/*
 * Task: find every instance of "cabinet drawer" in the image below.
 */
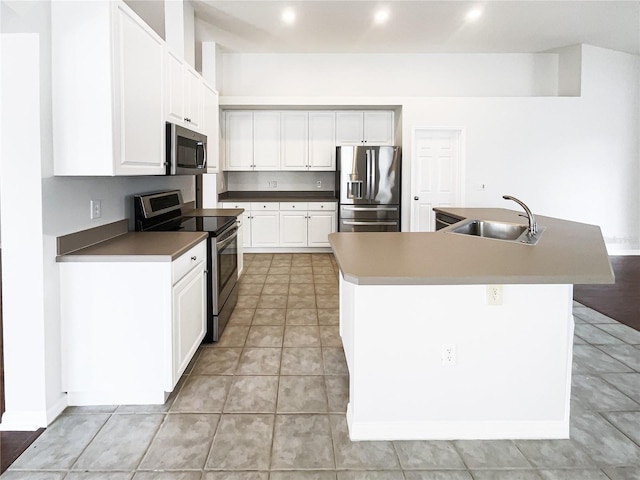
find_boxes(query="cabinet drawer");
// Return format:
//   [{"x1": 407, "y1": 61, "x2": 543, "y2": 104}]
[
  {"x1": 250, "y1": 202, "x2": 279, "y2": 211},
  {"x1": 221, "y1": 202, "x2": 249, "y2": 210},
  {"x1": 172, "y1": 240, "x2": 206, "y2": 284},
  {"x1": 279, "y1": 202, "x2": 308, "y2": 211},
  {"x1": 308, "y1": 201, "x2": 337, "y2": 211}
]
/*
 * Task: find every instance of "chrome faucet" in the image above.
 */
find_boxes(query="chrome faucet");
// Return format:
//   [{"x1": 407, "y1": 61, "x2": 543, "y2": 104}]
[{"x1": 503, "y1": 195, "x2": 537, "y2": 236}]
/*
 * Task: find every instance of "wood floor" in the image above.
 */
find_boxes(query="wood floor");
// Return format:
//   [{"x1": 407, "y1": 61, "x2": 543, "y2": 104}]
[{"x1": 574, "y1": 256, "x2": 640, "y2": 331}]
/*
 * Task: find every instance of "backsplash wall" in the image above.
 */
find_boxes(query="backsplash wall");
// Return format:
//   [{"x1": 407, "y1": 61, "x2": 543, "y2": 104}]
[{"x1": 223, "y1": 171, "x2": 335, "y2": 192}]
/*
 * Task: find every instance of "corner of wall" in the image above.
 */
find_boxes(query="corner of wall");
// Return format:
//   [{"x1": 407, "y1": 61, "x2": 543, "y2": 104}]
[{"x1": 547, "y1": 44, "x2": 583, "y2": 96}]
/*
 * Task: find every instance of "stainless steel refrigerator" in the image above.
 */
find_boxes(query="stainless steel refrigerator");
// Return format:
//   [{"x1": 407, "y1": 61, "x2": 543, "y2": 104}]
[{"x1": 337, "y1": 145, "x2": 401, "y2": 232}]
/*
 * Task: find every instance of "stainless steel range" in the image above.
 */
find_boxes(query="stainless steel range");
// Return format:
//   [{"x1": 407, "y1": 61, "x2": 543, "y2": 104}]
[{"x1": 134, "y1": 190, "x2": 238, "y2": 342}]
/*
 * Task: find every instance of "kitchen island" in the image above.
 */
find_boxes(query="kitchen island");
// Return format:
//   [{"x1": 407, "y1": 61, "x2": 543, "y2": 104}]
[{"x1": 329, "y1": 208, "x2": 614, "y2": 441}]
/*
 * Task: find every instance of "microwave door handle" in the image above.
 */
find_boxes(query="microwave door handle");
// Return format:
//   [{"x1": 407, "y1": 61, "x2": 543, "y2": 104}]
[{"x1": 197, "y1": 142, "x2": 207, "y2": 168}]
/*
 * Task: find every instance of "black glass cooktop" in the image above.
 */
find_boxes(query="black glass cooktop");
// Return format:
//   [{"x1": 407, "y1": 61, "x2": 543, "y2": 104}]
[{"x1": 149, "y1": 215, "x2": 236, "y2": 236}]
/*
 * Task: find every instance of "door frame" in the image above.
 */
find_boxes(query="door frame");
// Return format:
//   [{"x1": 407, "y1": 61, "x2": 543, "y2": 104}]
[{"x1": 410, "y1": 127, "x2": 466, "y2": 232}]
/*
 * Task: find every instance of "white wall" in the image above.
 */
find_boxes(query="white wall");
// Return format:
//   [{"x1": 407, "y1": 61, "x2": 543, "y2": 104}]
[
  {"x1": 1, "y1": 1, "x2": 195, "y2": 429},
  {"x1": 222, "y1": 52, "x2": 560, "y2": 97},
  {"x1": 219, "y1": 47, "x2": 640, "y2": 252}
]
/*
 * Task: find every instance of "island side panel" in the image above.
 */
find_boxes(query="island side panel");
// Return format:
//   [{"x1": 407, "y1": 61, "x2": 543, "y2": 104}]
[{"x1": 339, "y1": 277, "x2": 574, "y2": 440}]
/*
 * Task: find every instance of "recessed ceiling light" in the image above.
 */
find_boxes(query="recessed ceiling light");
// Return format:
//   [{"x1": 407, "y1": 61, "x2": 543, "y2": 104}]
[
  {"x1": 374, "y1": 8, "x2": 390, "y2": 25},
  {"x1": 465, "y1": 7, "x2": 483, "y2": 22},
  {"x1": 282, "y1": 7, "x2": 296, "y2": 25}
]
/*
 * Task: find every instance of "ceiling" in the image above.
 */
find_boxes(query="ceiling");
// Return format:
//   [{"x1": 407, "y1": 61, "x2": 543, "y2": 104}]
[{"x1": 192, "y1": 0, "x2": 640, "y2": 55}]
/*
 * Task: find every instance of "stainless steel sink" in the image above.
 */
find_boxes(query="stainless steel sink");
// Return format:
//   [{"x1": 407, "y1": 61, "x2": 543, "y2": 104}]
[{"x1": 445, "y1": 219, "x2": 545, "y2": 245}]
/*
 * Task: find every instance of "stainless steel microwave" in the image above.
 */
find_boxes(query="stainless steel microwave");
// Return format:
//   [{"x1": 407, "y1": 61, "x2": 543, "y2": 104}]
[{"x1": 166, "y1": 123, "x2": 207, "y2": 175}]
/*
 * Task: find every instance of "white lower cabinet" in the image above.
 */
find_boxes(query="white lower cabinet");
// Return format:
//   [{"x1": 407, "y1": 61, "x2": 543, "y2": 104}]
[
  {"x1": 222, "y1": 201, "x2": 336, "y2": 250},
  {"x1": 308, "y1": 209, "x2": 336, "y2": 247},
  {"x1": 251, "y1": 206, "x2": 280, "y2": 248},
  {"x1": 60, "y1": 240, "x2": 206, "y2": 405},
  {"x1": 172, "y1": 261, "x2": 206, "y2": 383}
]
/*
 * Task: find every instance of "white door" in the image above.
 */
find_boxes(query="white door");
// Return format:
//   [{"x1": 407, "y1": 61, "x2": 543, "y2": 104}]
[{"x1": 411, "y1": 129, "x2": 463, "y2": 232}]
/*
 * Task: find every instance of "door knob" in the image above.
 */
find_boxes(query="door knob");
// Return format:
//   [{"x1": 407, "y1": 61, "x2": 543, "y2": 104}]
[{"x1": 414, "y1": 196, "x2": 419, "y2": 200}]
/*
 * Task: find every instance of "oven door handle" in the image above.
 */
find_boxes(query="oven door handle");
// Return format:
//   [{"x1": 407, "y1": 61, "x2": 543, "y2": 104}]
[{"x1": 216, "y1": 229, "x2": 238, "y2": 249}]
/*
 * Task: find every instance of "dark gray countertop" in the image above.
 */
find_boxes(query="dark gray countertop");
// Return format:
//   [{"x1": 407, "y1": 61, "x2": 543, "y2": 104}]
[{"x1": 219, "y1": 191, "x2": 338, "y2": 202}]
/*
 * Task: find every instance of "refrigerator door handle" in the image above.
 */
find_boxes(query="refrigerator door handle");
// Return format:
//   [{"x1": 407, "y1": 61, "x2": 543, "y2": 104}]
[
  {"x1": 342, "y1": 206, "x2": 398, "y2": 212},
  {"x1": 365, "y1": 149, "x2": 370, "y2": 200},
  {"x1": 342, "y1": 221, "x2": 398, "y2": 226},
  {"x1": 370, "y1": 149, "x2": 376, "y2": 201}
]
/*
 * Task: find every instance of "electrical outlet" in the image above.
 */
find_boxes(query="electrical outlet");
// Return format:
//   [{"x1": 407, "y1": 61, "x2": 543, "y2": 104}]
[
  {"x1": 487, "y1": 285, "x2": 503, "y2": 305},
  {"x1": 90, "y1": 200, "x2": 102, "y2": 219},
  {"x1": 441, "y1": 344, "x2": 456, "y2": 366},
  {"x1": 268, "y1": 180, "x2": 277, "y2": 188},
  {"x1": 316, "y1": 180, "x2": 322, "y2": 189}
]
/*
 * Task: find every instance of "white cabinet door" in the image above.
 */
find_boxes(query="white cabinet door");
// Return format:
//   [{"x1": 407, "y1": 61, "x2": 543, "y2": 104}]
[
  {"x1": 237, "y1": 221, "x2": 245, "y2": 276},
  {"x1": 251, "y1": 211, "x2": 279, "y2": 247},
  {"x1": 336, "y1": 111, "x2": 364, "y2": 146},
  {"x1": 309, "y1": 112, "x2": 336, "y2": 170},
  {"x1": 165, "y1": 49, "x2": 185, "y2": 125},
  {"x1": 281, "y1": 112, "x2": 309, "y2": 170},
  {"x1": 184, "y1": 66, "x2": 203, "y2": 129},
  {"x1": 202, "y1": 83, "x2": 219, "y2": 173},
  {"x1": 225, "y1": 111, "x2": 253, "y2": 170},
  {"x1": 172, "y1": 261, "x2": 206, "y2": 385},
  {"x1": 114, "y1": 2, "x2": 165, "y2": 175},
  {"x1": 279, "y1": 211, "x2": 308, "y2": 247},
  {"x1": 364, "y1": 111, "x2": 394, "y2": 145},
  {"x1": 52, "y1": 1, "x2": 166, "y2": 175},
  {"x1": 242, "y1": 212, "x2": 252, "y2": 249},
  {"x1": 336, "y1": 110, "x2": 394, "y2": 146},
  {"x1": 308, "y1": 211, "x2": 336, "y2": 247},
  {"x1": 253, "y1": 111, "x2": 281, "y2": 170}
]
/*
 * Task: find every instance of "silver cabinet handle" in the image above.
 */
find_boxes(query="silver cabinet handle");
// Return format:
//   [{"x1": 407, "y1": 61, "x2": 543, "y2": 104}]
[
  {"x1": 191, "y1": 256, "x2": 197, "y2": 261},
  {"x1": 414, "y1": 196, "x2": 419, "y2": 200}
]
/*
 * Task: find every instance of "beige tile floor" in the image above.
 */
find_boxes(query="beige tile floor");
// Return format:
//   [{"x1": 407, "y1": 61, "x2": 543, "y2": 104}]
[{"x1": 3, "y1": 253, "x2": 640, "y2": 480}]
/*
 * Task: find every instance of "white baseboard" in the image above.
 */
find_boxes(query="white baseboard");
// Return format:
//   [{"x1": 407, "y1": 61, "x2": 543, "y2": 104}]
[{"x1": 0, "y1": 394, "x2": 68, "y2": 431}]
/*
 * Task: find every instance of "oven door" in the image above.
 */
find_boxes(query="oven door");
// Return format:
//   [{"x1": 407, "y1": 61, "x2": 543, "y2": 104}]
[{"x1": 213, "y1": 223, "x2": 239, "y2": 312}]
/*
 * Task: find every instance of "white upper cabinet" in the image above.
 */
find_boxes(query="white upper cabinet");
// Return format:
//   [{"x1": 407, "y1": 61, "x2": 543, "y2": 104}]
[
  {"x1": 281, "y1": 112, "x2": 309, "y2": 170},
  {"x1": 223, "y1": 110, "x2": 338, "y2": 171},
  {"x1": 184, "y1": 66, "x2": 203, "y2": 130},
  {"x1": 165, "y1": 50, "x2": 203, "y2": 131},
  {"x1": 253, "y1": 112, "x2": 281, "y2": 170},
  {"x1": 166, "y1": 49, "x2": 186, "y2": 126},
  {"x1": 363, "y1": 111, "x2": 394, "y2": 145},
  {"x1": 308, "y1": 112, "x2": 336, "y2": 170},
  {"x1": 226, "y1": 111, "x2": 280, "y2": 171},
  {"x1": 336, "y1": 110, "x2": 394, "y2": 146},
  {"x1": 202, "y1": 83, "x2": 219, "y2": 173},
  {"x1": 52, "y1": 1, "x2": 165, "y2": 175},
  {"x1": 225, "y1": 111, "x2": 254, "y2": 170}
]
